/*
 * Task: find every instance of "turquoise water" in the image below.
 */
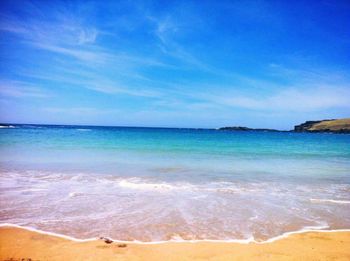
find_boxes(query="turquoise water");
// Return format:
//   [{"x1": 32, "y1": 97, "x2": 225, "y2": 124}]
[{"x1": 0, "y1": 124, "x2": 349, "y2": 241}]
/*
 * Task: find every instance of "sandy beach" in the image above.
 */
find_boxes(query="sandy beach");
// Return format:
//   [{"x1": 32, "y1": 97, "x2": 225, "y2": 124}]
[
  {"x1": 1, "y1": 0, "x2": 350, "y2": 259},
  {"x1": 0, "y1": 226, "x2": 349, "y2": 261}
]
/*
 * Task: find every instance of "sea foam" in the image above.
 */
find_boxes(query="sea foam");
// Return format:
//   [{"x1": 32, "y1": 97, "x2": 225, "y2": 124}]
[{"x1": 310, "y1": 198, "x2": 350, "y2": 204}]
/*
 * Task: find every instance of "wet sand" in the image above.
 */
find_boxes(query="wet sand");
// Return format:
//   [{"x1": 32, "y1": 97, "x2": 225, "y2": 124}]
[{"x1": 0, "y1": 227, "x2": 350, "y2": 261}]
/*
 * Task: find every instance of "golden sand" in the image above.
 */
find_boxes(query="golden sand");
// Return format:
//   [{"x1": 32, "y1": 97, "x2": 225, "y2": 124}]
[{"x1": 0, "y1": 227, "x2": 349, "y2": 260}]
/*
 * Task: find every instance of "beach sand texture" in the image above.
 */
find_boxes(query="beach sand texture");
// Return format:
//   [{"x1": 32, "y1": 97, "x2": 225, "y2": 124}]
[{"x1": 0, "y1": 227, "x2": 349, "y2": 261}]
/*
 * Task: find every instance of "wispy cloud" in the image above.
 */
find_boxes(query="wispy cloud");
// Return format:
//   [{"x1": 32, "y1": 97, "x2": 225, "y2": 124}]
[
  {"x1": 0, "y1": 7, "x2": 170, "y2": 67},
  {"x1": 148, "y1": 15, "x2": 210, "y2": 71},
  {"x1": 0, "y1": 11, "x2": 106, "y2": 62},
  {"x1": 30, "y1": 42, "x2": 110, "y2": 62},
  {"x1": 85, "y1": 81, "x2": 162, "y2": 97},
  {"x1": 0, "y1": 80, "x2": 50, "y2": 98},
  {"x1": 1, "y1": 1, "x2": 349, "y2": 127},
  {"x1": 213, "y1": 86, "x2": 350, "y2": 112},
  {"x1": 0, "y1": 12, "x2": 99, "y2": 45},
  {"x1": 18, "y1": 65, "x2": 163, "y2": 98},
  {"x1": 44, "y1": 107, "x2": 119, "y2": 116},
  {"x1": 158, "y1": 65, "x2": 350, "y2": 113},
  {"x1": 78, "y1": 28, "x2": 98, "y2": 44},
  {"x1": 0, "y1": 6, "x2": 173, "y2": 98}
]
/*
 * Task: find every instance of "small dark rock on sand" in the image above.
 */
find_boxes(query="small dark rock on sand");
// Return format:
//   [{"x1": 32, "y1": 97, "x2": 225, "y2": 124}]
[
  {"x1": 99, "y1": 237, "x2": 127, "y2": 247},
  {"x1": 99, "y1": 237, "x2": 113, "y2": 244}
]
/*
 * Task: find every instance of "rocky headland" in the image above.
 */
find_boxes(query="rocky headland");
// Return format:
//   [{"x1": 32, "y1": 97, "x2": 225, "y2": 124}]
[
  {"x1": 293, "y1": 118, "x2": 350, "y2": 133},
  {"x1": 219, "y1": 118, "x2": 350, "y2": 134}
]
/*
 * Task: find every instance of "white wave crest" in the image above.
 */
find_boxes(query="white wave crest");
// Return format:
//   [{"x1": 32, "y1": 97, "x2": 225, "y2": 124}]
[
  {"x1": 76, "y1": 128, "x2": 91, "y2": 131},
  {"x1": 310, "y1": 198, "x2": 350, "y2": 204},
  {"x1": 118, "y1": 179, "x2": 176, "y2": 190},
  {"x1": 0, "y1": 125, "x2": 15, "y2": 128},
  {"x1": 1, "y1": 223, "x2": 349, "y2": 244},
  {"x1": 69, "y1": 192, "x2": 84, "y2": 198}
]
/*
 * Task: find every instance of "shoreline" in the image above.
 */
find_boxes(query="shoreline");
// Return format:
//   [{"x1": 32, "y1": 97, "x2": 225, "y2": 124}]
[
  {"x1": 1, "y1": 226, "x2": 350, "y2": 260},
  {"x1": 1, "y1": 223, "x2": 350, "y2": 244}
]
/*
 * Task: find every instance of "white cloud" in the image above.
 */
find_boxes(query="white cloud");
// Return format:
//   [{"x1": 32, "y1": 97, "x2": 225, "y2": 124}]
[
  {"x1": 148, "y1": 15, "x2": 210, "y2": 71},
  {"x1": 0, "y1": 80, "x2": 50, "y2": 98},
  {"x1": 78, "y1": 28, "x2": 98, "y2": 44},
  {"x1": 0, "y1": 14, "x2": 105, "y2": 62},
  {"x1": 213, "y1": 86, "x2": 350, "y2": 112},
  {"x1": 30, "y1": 42, "x2": 109, "y2": 62},
  {"x1": 44, "y1": 107, "x2": 119, "y2": 115},
  {"x1": 85, "y1": 82, "x2": 161, "y2": 97}
]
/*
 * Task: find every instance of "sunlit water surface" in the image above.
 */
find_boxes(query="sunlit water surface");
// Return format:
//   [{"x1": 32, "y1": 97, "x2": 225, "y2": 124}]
[{"x1": 1, "y1": 125, "x2": 349, "y2": 241}]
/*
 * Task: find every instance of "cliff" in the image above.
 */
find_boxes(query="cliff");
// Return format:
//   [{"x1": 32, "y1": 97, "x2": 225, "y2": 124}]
[
  {"x1": 219, "y1": 118, "x2": 350, "y2": 134},
  {"x1": 294, "y1": 118, "x2": 350, "y2": 133}
]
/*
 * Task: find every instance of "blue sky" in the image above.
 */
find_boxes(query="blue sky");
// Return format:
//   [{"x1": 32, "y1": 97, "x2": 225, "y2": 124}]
[{"x1": 0, "y1": 0, "x2": 349, "y2": 129}]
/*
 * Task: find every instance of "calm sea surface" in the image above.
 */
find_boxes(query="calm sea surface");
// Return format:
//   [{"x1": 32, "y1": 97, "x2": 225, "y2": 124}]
[{"x1": 0, "y1": 124, "x2": 349, "y2": 241}]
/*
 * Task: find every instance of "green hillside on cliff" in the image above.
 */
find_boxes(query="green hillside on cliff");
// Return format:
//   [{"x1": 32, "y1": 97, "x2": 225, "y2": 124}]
[{"x1": 294, "y1": 118, "x2": 350, "y2": 133}]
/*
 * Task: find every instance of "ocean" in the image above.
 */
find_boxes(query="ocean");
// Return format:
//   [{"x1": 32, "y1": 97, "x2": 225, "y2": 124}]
[{"x1": 0, "y1": 124, "x2": 349, "y2": 242}]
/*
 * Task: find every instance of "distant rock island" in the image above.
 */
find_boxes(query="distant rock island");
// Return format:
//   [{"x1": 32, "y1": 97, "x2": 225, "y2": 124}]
[
  {"x1": 218, "y1": 126, "x2": 281, "y2": 132},
  {"x1": 219, "y1": 118, "x2": 350, "y2": 134}
]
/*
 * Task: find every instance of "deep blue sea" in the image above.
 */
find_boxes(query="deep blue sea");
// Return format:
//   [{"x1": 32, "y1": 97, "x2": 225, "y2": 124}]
[{"x1": 0, "y1": 124, "x2": 349, "y2": 241}]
